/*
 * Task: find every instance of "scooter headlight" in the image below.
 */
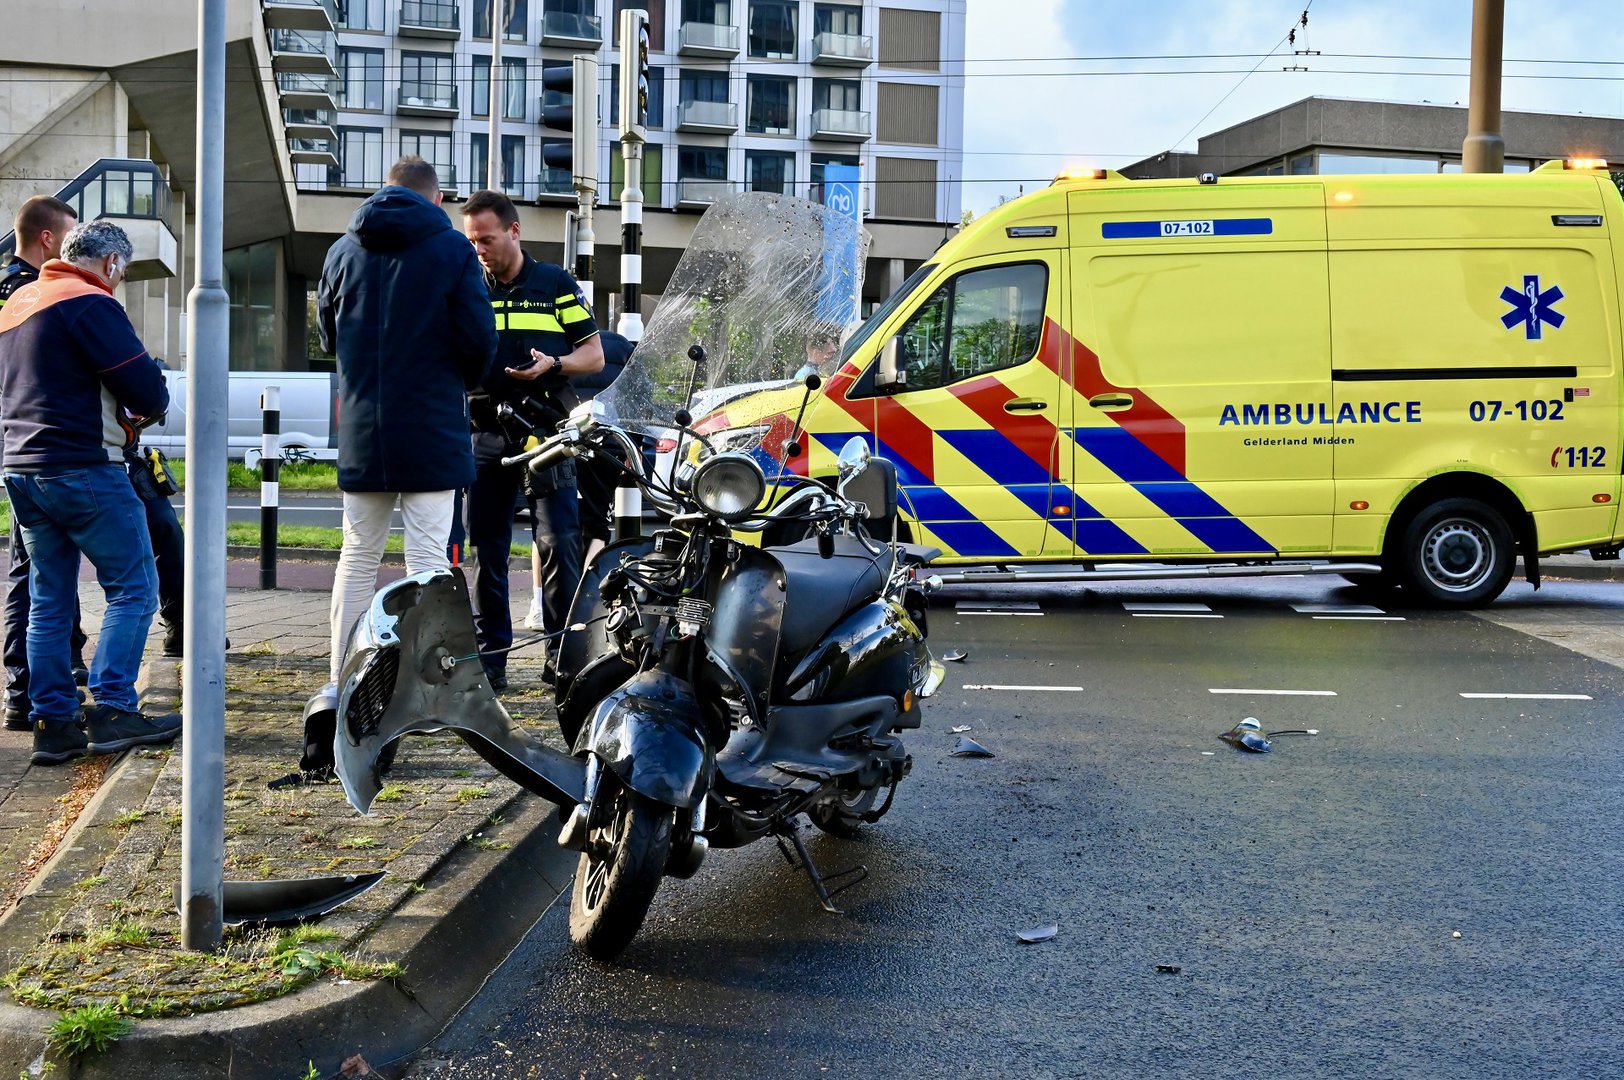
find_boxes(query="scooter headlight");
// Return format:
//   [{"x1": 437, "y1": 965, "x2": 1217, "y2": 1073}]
[{"x1": 690, "y1": 452, "x2": 767, "y2": 521}]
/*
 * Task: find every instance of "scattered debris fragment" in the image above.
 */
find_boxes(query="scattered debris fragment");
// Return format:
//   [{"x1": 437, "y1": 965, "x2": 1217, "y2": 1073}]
[
  {"x1": 1155, "y1": 964, "x2": 1181, "y2": 975},
  {"x1": 949, "y1": 724, "x2": 973, "y2": 734},
  {"x1": 1266, "y1": 728, "x2": 1320, "y2": 737},
  {"x1": 340, "y1": 1055, "x2": 374, "y2": 1077},
  {"x1": 1218, "y1": 717, "x2": 1273, "y2": 753},
  {"x1": 1016, "y1": 922, "x2": 1058, "y2": 944},
  {"x1": 943, "y1": 649, "x2": 968, "y2": 662},
  {"x1": 1452, "y1": 930, "x2": 1463, "y2": 939},
  {"x1": 951, "y1": 735, "x2": 995, "y2": 758}
]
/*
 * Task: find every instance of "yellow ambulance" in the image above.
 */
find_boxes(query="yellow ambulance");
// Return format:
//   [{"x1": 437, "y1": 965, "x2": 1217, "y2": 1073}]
[{"x1": 725, "y1": 161, "x2": 1624, "y2": 607}]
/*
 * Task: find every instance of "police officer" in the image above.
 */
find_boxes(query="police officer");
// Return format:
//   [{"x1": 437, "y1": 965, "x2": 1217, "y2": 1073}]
[{"x1": 460, "y1": 190, "x2": 603, "y2": 689}]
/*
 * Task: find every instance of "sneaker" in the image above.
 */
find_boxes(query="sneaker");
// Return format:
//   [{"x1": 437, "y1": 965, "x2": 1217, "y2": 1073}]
[
  {"x1": 523, "y1": 602, "x2": 545, "y2": 632},
  {"x1": 84, "y1": 704, "x2": 183, "y2": 755},
  {"x1": 162, "y1": 622, "x2": 182, "y2": 658},
  {"x1": 72, "y1": 665, "x2": 89, "y2": 687},
  {"x1": 31, "y1": 719, "x2": 88, "y2": 766},
  {"x1": 5, "y1": 704, "x2": 30, "y2": 732}
]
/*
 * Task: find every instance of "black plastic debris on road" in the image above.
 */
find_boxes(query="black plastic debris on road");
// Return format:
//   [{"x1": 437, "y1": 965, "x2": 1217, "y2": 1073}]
[
  {"x1": 1016, "y1": 922, "x2": 1058, "y2": 944},
  {"x1": 1155, "y1": 964, "x2": 1181, "y2": 975},
  {"x1": 1218, "y1": 717, "x2": 1273, "y2": 753},
  {"x1": 951, "y1": 735, "x2": 995, "y2": 757},
  {"x1": 943, "y1": 649, "x2": 968, "y2": 662}
]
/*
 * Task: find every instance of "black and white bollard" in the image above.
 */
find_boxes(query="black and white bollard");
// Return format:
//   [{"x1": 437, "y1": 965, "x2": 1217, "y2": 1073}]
[
  {"x1": 259, "y1": 385, "x2": 279, "y2": 590},
  {"x1": 614, "y1": 469, "x2": 642, "y2": 541}
]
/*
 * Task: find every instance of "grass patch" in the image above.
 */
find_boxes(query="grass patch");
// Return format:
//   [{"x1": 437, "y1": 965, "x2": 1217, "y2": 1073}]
[
  {"x1": 47, "y1": 1002, "x2": 133, "y2": 1057},
  {"x1": 337, "y1": 835, "x2": 379, "y2": 850},
  {"x1": 218, "y1": 521, "x2": 531, "y2": 558},
  {"x1": 469, "y1": 837, "x2": 510, "y2": 852},
  {"x1": 171, "y1": 459, "x2": 339, "y2": 491},
  {"x1": 109, "y1": 809, "x2": 147, "y2": 830},
  {"x1": 373, "y1": 784, "x2": 408, "y2": 804},
  {"x1": 453, "y1": 787, "x2": 491, "y2": 804}
]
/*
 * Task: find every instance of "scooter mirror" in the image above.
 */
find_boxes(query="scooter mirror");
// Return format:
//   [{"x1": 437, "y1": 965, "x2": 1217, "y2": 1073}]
[{"x1": 836, "y1": 437, "x2": 870, "y2": 494}]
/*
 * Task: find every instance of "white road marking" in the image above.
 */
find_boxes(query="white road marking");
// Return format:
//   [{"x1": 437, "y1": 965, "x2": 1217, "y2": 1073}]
[
  {"x1": 1293, "y1": 603, "x2": 1386, "y2": 614},
  {"x1": 1312, "y1": 615, "x2": 1406, "y2": 621},
  {"x1": 1132, "y1": 613, "x2": 1224, "y2": 619},
  {"x1": 1459, "y1": 692, "x2": 1593, "y2": 701},
  {"x1": 962, "y1": 684, "x2": 1084, "y2": 692},
  {"x1": 955, "y1": 611, "x2": 1046, "y2": 617},
  {"x1": 1208, "y1": 688, "x2": 1337, "y2": 697},
  {"x1": 1123, "y1": 602, "x2": 1212, "y2": 612}
]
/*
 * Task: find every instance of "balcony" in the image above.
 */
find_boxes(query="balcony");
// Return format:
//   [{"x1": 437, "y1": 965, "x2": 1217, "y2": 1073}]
[
  {"x1": 538, "y1": 166, "x2": 576, "y2": 201},
  {"x1": 678, "y1": 21, "x2": 739, "y2": 58},
  {"x1": 399, "y1": 0, "x2": 460, "y2": 38},
  {"x1": 540, "y1": 10, "x2": 602, "y2": 47},
  {"x1": 289, "y1": 137, "x2": 339, "y2": 168},
  {"x1": 276, "y1": 71, "x2": 338, "y2": 111},
  {"x1": 269, "y1": 28, "x2": 338, "y2": 77},
  {"x1": 283, "y1": 107, "x2": 337, "y2": 141},
  {"x1": 810, "y1": 107, "x2": 871, "y2": 141},
  {"x1": 397, "y1": 83, "x2": 459, "y2": 117},
  {"x1": 262, "y1": 0, "x2": 337, "y2": 33},
  {"x1": 676, "y1": 178, "x2": 733, "y2": 208},
  {"x1": 811, "y1": 31, "x2": 873, "y2": 67},
  {"x1": 0, "y1": 160, "x2": 179, "y2": 280},
  {"x1": 676, "y1": 99, "x2": 738, "y2": 134}
]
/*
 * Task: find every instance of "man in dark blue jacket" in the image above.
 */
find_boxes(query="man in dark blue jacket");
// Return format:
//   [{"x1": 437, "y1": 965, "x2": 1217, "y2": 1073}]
[
  {"x1": 0, "y1": 220, "x2": 183, "y2": 765},
  {"x1": 317, "y1": 157, "x2": 497, "y2": 686}
]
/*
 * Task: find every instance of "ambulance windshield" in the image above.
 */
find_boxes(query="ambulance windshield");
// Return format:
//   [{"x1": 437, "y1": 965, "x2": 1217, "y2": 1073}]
[{"x1": 599, "y1": 191, "x2": 869, "y2": 456}]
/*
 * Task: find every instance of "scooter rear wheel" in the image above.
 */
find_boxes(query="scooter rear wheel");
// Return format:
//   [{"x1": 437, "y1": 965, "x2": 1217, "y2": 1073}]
[{"x1": 569, "y1": 777, "x2": 673, "y2": 961}]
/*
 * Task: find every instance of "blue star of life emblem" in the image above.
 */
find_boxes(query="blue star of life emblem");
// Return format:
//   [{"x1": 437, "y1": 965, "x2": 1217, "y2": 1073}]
[{"x1": 1499, "y1": 274, "x2": 1565, "y2": 340}]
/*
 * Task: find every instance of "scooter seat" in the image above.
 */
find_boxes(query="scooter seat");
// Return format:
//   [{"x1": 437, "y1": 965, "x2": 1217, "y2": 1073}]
[{"x1": 772, "y1": 537, "x2": 893, "y2": 656}]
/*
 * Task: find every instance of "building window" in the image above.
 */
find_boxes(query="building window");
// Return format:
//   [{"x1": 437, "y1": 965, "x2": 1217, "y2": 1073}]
[
  {"x1": 400, "y1": 131, "x2": 453, "y2": 187},
  {"x1": 401, "y1": 53, "x2": 455, "y2": 108},
  {"x1": 748, "y1": 0, "x2": 797, "y2": 59},
  {"x1": 338, "y1": 0, "x2": 385, "y2": 30},
  {"x1": 614, "y1": 0, "x2": 666, "y2": 50},
  {"x1": 682, "y1": 0, "x2": 730, "y2": 23},
  {"x1": 812, "y1": 77, "x2": 859, "y2": 113},
  {"x1": 610, "y1": 141, "x2": 665, "y2": 203},
  {"x1": 470, "y1": 133, "x2": 526, "y2": 194},
  {"x1": 1319, "y1": 152, "x2": 1446, "y2": 175},
  {"x1": 746, "y1": 73, "x2": 794, "y2": 134},
  {"x1": 474, "y1": 0, "x2": 528, "y2": 39},
  {"x1": 746, "y1": 150, "x2": 792, "y2": 194},
  {"x1": 679, "y1": 69, "x2": 728, "y2": 103},
  {"x1": 337, "y1": 48, "x2": 383, "y2": 110},
  {"x1": 331, "y1": 127, "x2": 384, "y2": 188},
  {"x1": 610, "y1": 64, "x2": 666, "y2": 128},
  {"x1": 810, "y1": 151, "x2": 857, "y2": 202},
  {"x1": 678, "y1": 145, "x2": 727, "y2": 179},
  {"x1": 472, "y1": 56, "x2": 528, "y2": 119},
  {"x1": 813, "y1": 3, "x2": 859, "y2": 35}
]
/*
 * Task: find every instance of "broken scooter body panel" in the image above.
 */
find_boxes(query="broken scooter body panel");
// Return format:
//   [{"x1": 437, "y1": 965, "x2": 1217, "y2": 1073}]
[{"x1": 331, "y1": 569, "x2": 585, "y2": 814}]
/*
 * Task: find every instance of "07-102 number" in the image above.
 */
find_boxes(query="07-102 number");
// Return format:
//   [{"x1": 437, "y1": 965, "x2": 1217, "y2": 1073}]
[{"x1": 1468, "y1": 399, "x2": 1565, "y2": 422}]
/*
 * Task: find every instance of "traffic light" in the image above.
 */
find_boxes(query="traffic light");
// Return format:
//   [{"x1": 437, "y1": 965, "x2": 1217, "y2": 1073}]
[
  {"x1": 540, "y1": 54, "x2": 599, "y2": 193},
  {"x1": 618, "y1": 8, "x2": 650, "y2": 140}
]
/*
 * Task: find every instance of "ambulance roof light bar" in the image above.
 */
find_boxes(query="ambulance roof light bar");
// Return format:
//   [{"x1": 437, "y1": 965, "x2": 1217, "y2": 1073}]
[
  {"x1": 1534, "y1": 157, "x2": 1610, "y2": 173},
  {"x1": 1053, "y1": 167, "x2": 1127, "y2": 184}
]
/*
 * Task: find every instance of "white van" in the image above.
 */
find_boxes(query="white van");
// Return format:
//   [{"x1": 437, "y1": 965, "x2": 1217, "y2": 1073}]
[{"x1": 143, "y1": 369, "x2": 337, "y2": 465}]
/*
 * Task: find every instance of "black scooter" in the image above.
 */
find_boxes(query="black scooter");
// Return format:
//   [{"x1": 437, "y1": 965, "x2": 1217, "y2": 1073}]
[{"x1": 326, "y1": 400, "x2": 944, "y2": 960}]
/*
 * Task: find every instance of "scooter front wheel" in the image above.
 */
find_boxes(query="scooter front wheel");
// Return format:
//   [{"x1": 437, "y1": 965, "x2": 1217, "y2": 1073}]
[{"x1": 569, "y1": 776, "x2": 673, "y2": 961}]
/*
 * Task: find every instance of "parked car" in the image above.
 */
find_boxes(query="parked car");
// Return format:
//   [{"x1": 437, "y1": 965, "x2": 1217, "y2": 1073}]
[{"x1": 143, "y1": 369, "x2": 337, "y2": 465}]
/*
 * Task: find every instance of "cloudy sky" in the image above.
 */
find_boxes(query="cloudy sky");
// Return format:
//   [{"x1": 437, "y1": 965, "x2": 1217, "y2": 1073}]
[{"x1": 960, "y1": 0, "x2": 1624, "y2": 213}]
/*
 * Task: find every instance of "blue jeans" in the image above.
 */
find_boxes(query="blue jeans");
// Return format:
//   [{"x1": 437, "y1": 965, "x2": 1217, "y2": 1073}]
[{"x1": 3, "y1": 466, "x2": 156, "y2": 718}]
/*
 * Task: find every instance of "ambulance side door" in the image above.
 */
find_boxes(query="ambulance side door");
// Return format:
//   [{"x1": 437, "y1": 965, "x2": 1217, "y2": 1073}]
[
  {"x1": 861, "y1": 252, "x2": 1070, "y2": 560},
  {"x1": 1066, "y1": 185, "x2": 1335, "y2": 558}
]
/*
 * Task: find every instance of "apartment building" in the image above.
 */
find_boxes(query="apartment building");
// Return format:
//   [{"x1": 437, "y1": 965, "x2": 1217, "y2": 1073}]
[{"x1": 292, "y1": 0, "x2": 965, "y2": 224}]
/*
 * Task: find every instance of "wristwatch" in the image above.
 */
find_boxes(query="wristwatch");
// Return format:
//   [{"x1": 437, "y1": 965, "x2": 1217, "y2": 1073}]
[{"x1": 549, "y1": 354, "x2": 563, "y2": 374}]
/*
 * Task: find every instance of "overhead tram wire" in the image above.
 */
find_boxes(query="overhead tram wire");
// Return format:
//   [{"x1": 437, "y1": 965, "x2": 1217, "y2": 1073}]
[{"x1": 1167, "y1": 1, "x2": 1317, "y2": 154}]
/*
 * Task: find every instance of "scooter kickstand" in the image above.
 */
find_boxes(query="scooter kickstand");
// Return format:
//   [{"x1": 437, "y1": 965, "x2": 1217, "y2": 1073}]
[{"x1": 775, "y1": 819, "x2": 868, "y2": 915}]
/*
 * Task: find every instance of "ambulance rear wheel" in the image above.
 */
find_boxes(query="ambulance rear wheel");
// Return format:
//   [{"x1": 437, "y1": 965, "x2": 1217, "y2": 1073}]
[{"x1": 1397, "y1": 498, "x2": 1514, "y2": 608}]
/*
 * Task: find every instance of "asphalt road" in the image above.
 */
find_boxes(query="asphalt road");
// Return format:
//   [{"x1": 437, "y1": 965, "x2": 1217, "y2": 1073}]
[{"x1": 403, "y1": 575, "x2": 1624, "y2": 1080}]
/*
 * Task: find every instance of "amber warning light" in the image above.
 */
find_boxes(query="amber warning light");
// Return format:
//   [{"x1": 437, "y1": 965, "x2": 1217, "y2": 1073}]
[{"x1": 1567, "y1": 157, "x2": 1609, "y2": 171}]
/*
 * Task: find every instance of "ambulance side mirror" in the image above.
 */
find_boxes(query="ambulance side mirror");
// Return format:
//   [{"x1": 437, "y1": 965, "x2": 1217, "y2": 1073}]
[{"x1": 875, "y1": 336, "x2": 907, "y2": 394}]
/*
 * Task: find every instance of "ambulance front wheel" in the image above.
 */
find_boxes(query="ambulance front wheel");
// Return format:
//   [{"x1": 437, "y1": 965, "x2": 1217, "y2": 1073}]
[{"x1": 1397, "y1": 497, "x2": 1515, "y2": 608}]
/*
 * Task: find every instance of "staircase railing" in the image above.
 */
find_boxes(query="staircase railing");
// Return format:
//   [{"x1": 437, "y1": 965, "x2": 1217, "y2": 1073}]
[{"x1": 0, "y1": 158, "x2": 173, "y2": 262}]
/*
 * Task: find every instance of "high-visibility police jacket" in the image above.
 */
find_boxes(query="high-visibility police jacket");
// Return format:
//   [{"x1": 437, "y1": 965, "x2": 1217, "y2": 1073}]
[
  {"x1": 0, "y1": 256, "x2": 39, "y2": 309},
  {"x1": 469, "y1": 253, "x2": 599, "y2": 459}
]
